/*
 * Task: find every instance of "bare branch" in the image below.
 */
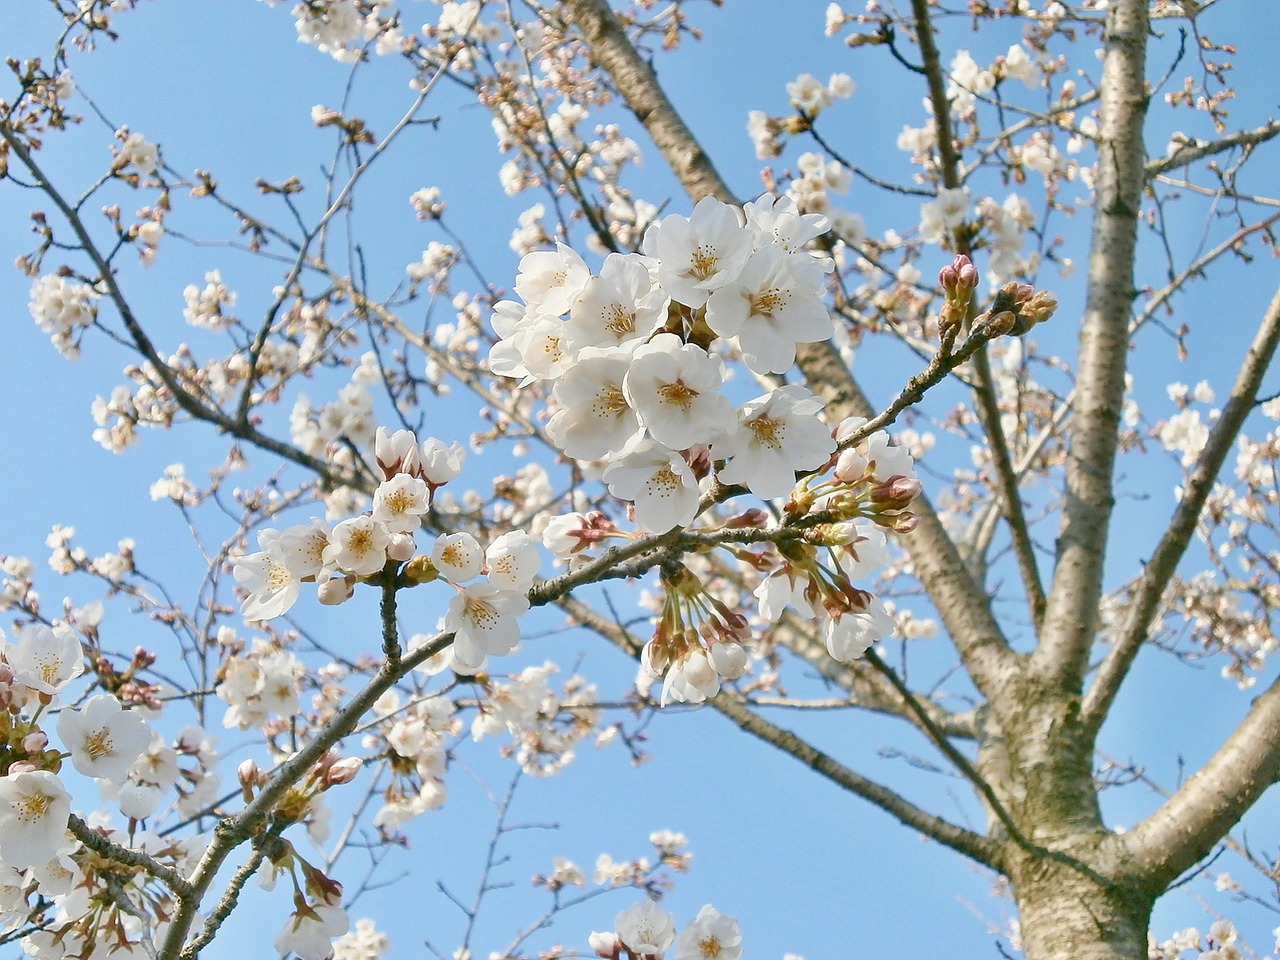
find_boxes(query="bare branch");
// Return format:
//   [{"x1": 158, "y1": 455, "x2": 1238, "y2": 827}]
[
  {"x1": 1145, "y1": 118, "x2": 1280, "y2": 179},
  {"x1": 1082, "y1": 281, "x2": 1280, "y2": 732},
  {"x1": 556, "y1": 593, "x2": 1005, "y2": 871},
  {"x1": 1125, "y1": 671, "x2": 1280, "y2": 890},
  {"x1": 908, "y1": 0, "x2": 1048, "y2": 635},
  {"x1": 1032, "y1": 0, "x2": 1149, "y2": 689}
]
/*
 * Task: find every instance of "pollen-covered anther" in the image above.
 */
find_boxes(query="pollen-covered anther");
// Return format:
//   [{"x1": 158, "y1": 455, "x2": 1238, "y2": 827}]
[
  {"x1": 645, "y1": 465, "x2": 681, "y2": 499},
  {"x1": 604, "y1": 303, "x2": 636, "y2": 336},
  {"x1": 747, "y1": 287, "x2": 787, "y2": 317},
  {"x1": 747, "y1": 414, "x2": 784, "y2": 450},
  {"x1": 657, "y1": 380, "x2": 699, "y2": 410},
  {"x1": 687, "y1": 244, "x2": 720, "y2": 280},
  {"x1": 591, "y1": 385, "x2": 629, "y2": 418}
]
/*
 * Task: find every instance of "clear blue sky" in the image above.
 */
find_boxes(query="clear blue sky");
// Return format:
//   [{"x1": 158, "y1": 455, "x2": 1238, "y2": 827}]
[{"x1": 2, "y1": 1, "x2": 1279, "y2": 958}]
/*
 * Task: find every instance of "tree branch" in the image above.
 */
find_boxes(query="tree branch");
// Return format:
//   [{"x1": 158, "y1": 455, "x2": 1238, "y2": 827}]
[
  {"x1": 1032, "y1": 0, "x2": 1148, "y2": 689},
  {"x1": 1081, "y1": 280, "x2": 1280, "y2": 732},
  {"x1": 1145, "y1": 118, "x2": 1280, "y2": 178},
  {"x1": 556, "y1": 593, "x2": 1005, "y2": 871},
  {"x1": 1124, "y1": 671, "x2": 1280, "y2": 890},
  {"x1": 908, "y1": 0, "x2": 1047, "y2": 632}
]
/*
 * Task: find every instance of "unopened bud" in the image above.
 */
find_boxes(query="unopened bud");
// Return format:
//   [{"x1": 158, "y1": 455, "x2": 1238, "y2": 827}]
[
  {"x1": 386, "y1": 533, "x2": 415, "y2": 562},
  {"x1": 938, "y1": 254, "x2": 977, "y2": 297},
  {"x1": 588, "y1": 932, "x2": 621, "y2": 960},
  {"x1": 977, "y1": 309, "x2": 1018, "y2": 339},
  {"x1": 870, "y1": 475, "x2": 923, "y2": 508},
  {"x1": 1009, "y1": 289, "x2": 1057, "y2": 334},
  {"x1": 238, "y1": 758, "x2": 260, "y2": 801},
  {"x1": 892, "y1": 511, "x2": 920, "y2": 534},
  {"x1": 725, "y1": 509, "x2": 769, "y2": 529},
  {"x1": 325, "y1": 756, "x2": 363, "y2": 787},
  {"x1": 401, "y1": 556, "x2": 439, "y2": 585},
  {"x1": 832, "y1": 447, "x2": 869, "y2": 484},
  {"x1": 21, "y1": 730, "x2": 48, "y2": 753},
  {"x1": 317, "y1": 574, "x2": 356, "y2": 605}
]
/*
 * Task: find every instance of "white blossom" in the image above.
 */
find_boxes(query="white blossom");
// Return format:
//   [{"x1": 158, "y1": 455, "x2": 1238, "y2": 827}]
[
  {"x1": 56, "y1": 694, "x2": 151, "y2": 783},
  {"x1": 714, "y1": 386, "x2": 835, "y2": 499},
  {"x1": 4, "y1": 623, "x2": 84, "y2": 695},
  {"x1": 642, "y1": 196, "x2": 753, "y2": 308},
  {"x1": 275, "y1": 902, "x2": 350, "y2": 960},
  {"x1": 623, "y1": 333, "x2": 735, "y2": 450},
  {"x1": 604, "y1": 439, "x2": 702, "y2": 532},
  {"x1": 0, "y1": 771, "x2": 72, "y2": 868}
]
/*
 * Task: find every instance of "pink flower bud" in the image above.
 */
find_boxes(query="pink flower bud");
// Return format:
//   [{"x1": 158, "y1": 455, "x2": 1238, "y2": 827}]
[
  {"x1": 870, "y1": 474, "x2": 923, "y2": 507},
  {"x1": 892, "y1": 512, "x2": 920, "y2": 534},
  {"x1": 325, "y1": 757, "x2": 363, "y2": 786},
  {"x1": 317, "y1": 575, "x2": 356, "y2": 605},
  {"x1": 386, "y1": 533, "x2": 416, "y2": 562},
  {"x1": 589, "y1": 932, "x2": 621, "y2": 960},
  {"x1": 21, "y1": 730, "x2": 48, "y2": 753}
]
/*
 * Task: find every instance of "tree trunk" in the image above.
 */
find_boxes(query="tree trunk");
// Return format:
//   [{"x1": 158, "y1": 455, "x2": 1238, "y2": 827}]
[{"x1": 1012, "y1": 851, "x2": 1154, "y2": 960}]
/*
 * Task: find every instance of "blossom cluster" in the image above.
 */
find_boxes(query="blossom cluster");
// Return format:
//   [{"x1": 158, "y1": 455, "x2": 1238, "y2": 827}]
[
  {"x1": 0, "y1": 621, "x2": 221, "y2": 955},
  {"x1": 28, "y1": 274, "x2": 99, "y2": 360},
  {"x1": 234, "y1": 426, "x2": 544, "y2": 672},
  {"x1": 492, "y1": 194, "x2": 840, "y2": 532},
  {"x1": 590, "y1": 900, "x2": 742, "y2": 960}
]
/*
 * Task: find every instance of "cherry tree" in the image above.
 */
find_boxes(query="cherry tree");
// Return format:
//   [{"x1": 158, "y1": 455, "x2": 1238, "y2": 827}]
[{"x1": 1, "y1": 1, "x2": 1279, "y2": 959}]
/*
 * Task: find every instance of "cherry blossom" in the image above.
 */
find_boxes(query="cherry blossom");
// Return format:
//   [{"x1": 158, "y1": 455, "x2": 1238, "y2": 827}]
[
  {"x1": 566, "y1": 253, "x2": 667, "y2": 351},
  {"x1": 705, "y1": 244, "x2": 832, "y2": 374},
  {"x1": 484, "y1": 530, "x2": 541, "y2": 591},
  {"x1": 602, "y1": 439, "x2": 702, "y2": 532},
  {"x1": 0, "y1": 771, "x2": 73, "y2": 869},
  {"x1": 445, "y1": 583, "x2": 531, "y2": 671},
  {"x1": 4, "y1": 623, "x2": 85, "y2": 696},
  {"x1": 546, "y1": 348, "x2": 642, "y2": 460},
  {"x1": 515, "y1": 242, "x2": 591, "y2": 317},
  {"x1": 675, "y1": 906, "x2": 742, "y2": 960},
  {"x1": 430, "y1": 532, "x2": 484, "y2": 583},
  {"x1": 274, "y1": 901, "x2": 351, "y2": 960},
  {"x1": 623, "y1": 333, "x2": 735, "y2": 450},
  {"x1": 642, "y1": 196, "x2": 753, "y2": 308},
  {"x1": 55, "y1": 694, "x2": 152, "y2": 782},
  {"x1": 713, "y1": 386, "x2": 835, "y2": 499},
  {"x1": 233, "y1": 541, "x2": 302, "y2": 622},
  {"x1": 614, "y1": 899, "x2": 676, "y2": 958},
  {"x1": 324, "y1": 516, "x2": 392, "y2": 576},
  {"x1": 824, "y1": 595, "x2": 896, "y2": 661},
  {"x1": 371, "y1": 474, "x2": 431, "y2": 534}
]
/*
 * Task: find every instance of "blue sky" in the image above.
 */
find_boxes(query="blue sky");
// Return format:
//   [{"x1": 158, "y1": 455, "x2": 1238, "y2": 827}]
[{"x1": 3, "y1": 1, "x2": 1280, "y2": 958}]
